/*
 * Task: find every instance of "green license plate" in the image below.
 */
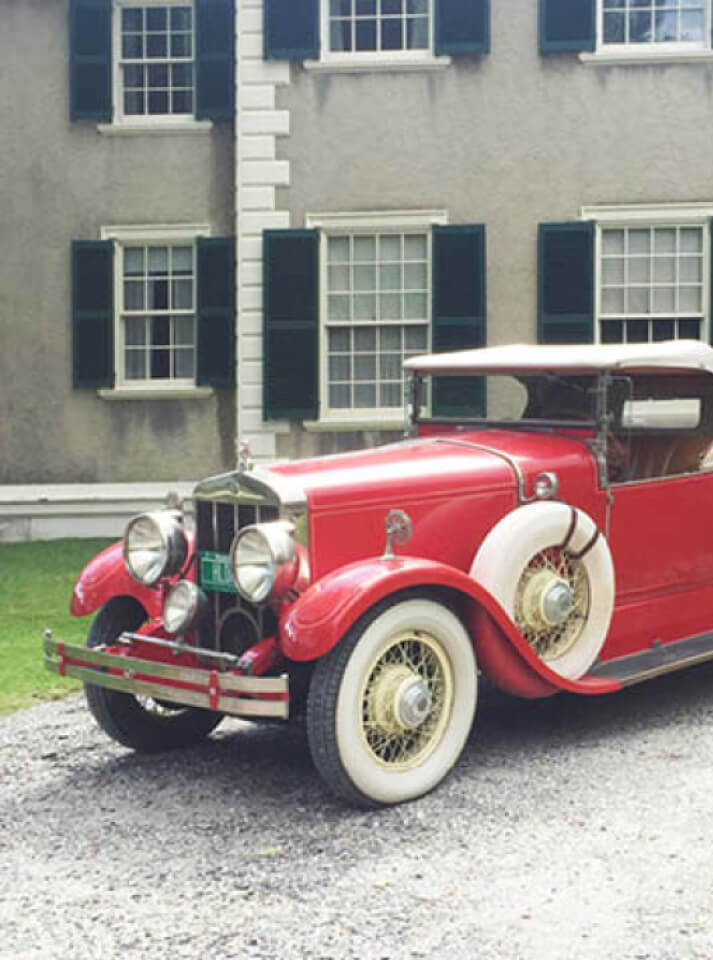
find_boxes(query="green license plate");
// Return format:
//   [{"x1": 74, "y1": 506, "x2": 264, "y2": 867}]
[{"x1": 200, "y1": 551, "x2": 237, "y2": 593}]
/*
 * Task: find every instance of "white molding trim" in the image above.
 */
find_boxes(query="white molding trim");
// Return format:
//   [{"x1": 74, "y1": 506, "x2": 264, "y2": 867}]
[
  {"x1": 98, "y1": 386, "x2": 214, "y2": 400},
  {"x1": 303, "y1": 55, "x2": 451, "y2": 74},
  {"x1": 306, "y1": 209, "x2": 449, "y2": 230},
  {"x1": 581, "y1": 202, "x2": 713, "y2": 223},
  {"x1": 100, "y1": 223, "x2": 211, "y2": 241},
  {"x1": 303, "y1": 418, "x2": 406, "y2": 432},
  {"x1": 98, "y1": 120, "x2": 213, "y2": 136},
  {"x1": 580, "y1": 50, "x2": 713, "y2": 65},
  {"x1": 236, "y1": 0, "x2": 292, "y2": 463}
]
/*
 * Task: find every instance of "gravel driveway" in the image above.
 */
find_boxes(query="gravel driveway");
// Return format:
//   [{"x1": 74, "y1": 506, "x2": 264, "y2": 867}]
[{"x1": 3, "y1": 664, "x2": 713, "y2": 960}]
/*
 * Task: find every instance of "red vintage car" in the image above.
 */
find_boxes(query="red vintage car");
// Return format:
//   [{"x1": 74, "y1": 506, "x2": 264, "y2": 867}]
[{"x1": 45, "y1": 340, "x2": 713, "y2": 806}]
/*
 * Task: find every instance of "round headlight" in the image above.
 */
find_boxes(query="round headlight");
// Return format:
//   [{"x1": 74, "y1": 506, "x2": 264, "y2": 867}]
[
  {"x1": 163, "y1": 580, "x2": 206, "y2": 635},
  {"x1": 533, "y1": 471, "x2": 559, "y2": 501},
  {"x1": 123, "y1": 511, "x2": 188, "y2": 586},
  {"x1": 230, "y1": 521, "x2": 297, "y2": 604}
]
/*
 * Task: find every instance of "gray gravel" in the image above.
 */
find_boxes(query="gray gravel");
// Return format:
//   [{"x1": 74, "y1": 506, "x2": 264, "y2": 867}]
[{"x1": 3, "y1": 667, "x2": 713, "y2": 960}]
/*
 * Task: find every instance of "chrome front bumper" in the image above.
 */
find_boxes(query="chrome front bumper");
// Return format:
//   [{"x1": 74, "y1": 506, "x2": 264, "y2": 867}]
[{"x1": 43, "y1": 631, "x2": 289, "y2": 720}]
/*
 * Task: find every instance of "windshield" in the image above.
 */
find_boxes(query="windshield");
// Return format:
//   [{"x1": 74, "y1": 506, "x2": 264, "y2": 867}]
[{"x1": 412, "y1": 373, "x2": 599, "y2": 427}]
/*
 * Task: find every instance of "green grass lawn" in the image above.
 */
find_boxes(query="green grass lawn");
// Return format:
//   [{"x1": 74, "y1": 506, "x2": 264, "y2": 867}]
[{"x1": 0, "y1": 539, "x2": 113, "y2": 714}]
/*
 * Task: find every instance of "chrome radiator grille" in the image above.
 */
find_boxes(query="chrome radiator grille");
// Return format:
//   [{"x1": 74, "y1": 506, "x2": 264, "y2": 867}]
[{"x1": 194, "y1": 498, "x2": 279, "y2": 654}]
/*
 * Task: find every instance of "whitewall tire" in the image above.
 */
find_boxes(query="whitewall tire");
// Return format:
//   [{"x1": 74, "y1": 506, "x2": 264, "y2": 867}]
[
  {"x1": 470, "y1": 502, "x2": 615, "y2": 680},
  {"x1": 307, "y1": 596, "x2": 478, "y2": 807}
]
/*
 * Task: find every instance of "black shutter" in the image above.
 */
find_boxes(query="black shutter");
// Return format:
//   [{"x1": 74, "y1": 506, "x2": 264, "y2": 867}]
[
  {"x1": 195, "y1": 0, "x2": 235, "y2": 120},
  {"x1": 69, "y1": 0, "x2": 112, "y2": 122},
  {"x1": 710, "y1": 220, "x2": 713, "y2": 345},
  {"x1": 72, "y1": 241, "x2": 114, "y2": 388},
  {"x1": 264, "y1": 0, "x2": 319, "y2": 60},
  {"x1": 196, "y1": 237, "x2": 235, "y2": 386},
  {"x1": 539, "y1": 0, "x2": 595, "y2": 53},
  {"x1": 431, "y1": 225, "x2": 486, "y2": 417},
  {"x1": 435, "y1": 0, "x2": 490, "y2": 56},
  {"x1": 263, "y1": 230, "x2": 319, "y2": 420},
  {"x1": 538, "y1": 222, "x2": 595, "y2": 344}
]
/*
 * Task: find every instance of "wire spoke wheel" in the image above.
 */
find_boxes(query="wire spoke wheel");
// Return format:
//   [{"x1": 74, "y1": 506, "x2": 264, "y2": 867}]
[
  {"x1": 514, "y1": 547, "x2": 591, "y2": 662},
  {"x1": 359, "y1": 630, "x2": 454, "y2": 770}
]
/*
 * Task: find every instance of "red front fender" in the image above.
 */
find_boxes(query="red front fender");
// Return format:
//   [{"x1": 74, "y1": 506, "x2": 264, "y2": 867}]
[
  {"x1": 70, "y1": 538, "x2": 194, "y2": 619},
  {"x1": 279, "y1": 556, "x2": 620, "y2": 699}
]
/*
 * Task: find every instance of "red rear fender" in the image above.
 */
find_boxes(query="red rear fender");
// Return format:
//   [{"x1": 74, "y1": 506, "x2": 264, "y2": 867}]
[{"x1": 279, "y1": 556, "x2": 620, "y2": 698}]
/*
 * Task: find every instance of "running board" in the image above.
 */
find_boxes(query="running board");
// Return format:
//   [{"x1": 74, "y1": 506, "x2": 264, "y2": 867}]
[{"x1": 589, "y1": 630, "x2": 713, "y2": 686}]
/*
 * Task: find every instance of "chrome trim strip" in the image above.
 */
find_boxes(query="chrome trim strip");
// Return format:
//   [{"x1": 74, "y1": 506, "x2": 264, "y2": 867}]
[
  {"x1": 433, "y1": 437, "x2": 528, "y2": 503},
  {"x1": 44, "y1": 635, "x2": 289, "y2": 719},
  {"x1": 120, "y1": 631, "x2": 239, "y2": 666}
]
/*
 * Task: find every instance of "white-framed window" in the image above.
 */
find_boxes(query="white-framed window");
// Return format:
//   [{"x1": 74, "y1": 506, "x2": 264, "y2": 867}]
[
  {"x1": 307, "y1": 211, "x2": 447, "y2": 423},
  {"x1": 599, "y1": 0, "x2": 709, "y2": 51},
  {"x1": 586, "y1": 205, "x2": 711, "y2": 344},
  {"x1": 114, "y1": 0, "x2": 195, "y2": 122},
  {"x1": 327, "y1": 0, "x2": 430, "y2": 55},
  {"x1": 320, "y1": 0, "x2": 436, "y2": 63},
  {"x1": 101, "y1": 224, "x2": 210, "y2": 390}
]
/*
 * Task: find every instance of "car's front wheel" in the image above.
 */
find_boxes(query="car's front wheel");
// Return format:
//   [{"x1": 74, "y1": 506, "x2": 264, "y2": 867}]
[
  {"x1": 306, "y1": 596, "x2": 478, "y2": 807},
  {"x1": 84, "y1": 596, "x2": 222, "y2": 752}
]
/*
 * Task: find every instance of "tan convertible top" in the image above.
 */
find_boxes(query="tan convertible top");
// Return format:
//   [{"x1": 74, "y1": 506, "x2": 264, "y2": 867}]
[{"x1": 404, "y1": 340, "x2": 713, "y2": 377}]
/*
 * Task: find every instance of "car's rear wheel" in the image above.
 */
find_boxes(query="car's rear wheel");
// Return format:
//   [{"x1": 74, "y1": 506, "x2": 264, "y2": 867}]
[
  {"x1": 470, "y1": 502, "x2": 615, "y2": 680},
  {"x1": 306, "y1": 596, "x2": 478, "y2": 807},
  {"x1": 84, "y1": 596, "x2": 222, "y2": 752}
]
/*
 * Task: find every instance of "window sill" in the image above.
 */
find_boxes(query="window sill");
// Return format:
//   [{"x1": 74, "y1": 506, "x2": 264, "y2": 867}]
[
  {"x1": 303, "y1": 55, "x2": 451, "y2": 75},
  {"x1": 97, "y1": 119, "x2": 214, "y2": 137},
  {"x1": 580, "y1": 49, "x2": 713, "y2": 66},
  {"x1": 303, "y1": 418, "x2": 406, "y2": 432},
  {"x1": 98, "y1": 386, "x2": 215, "y2": 400}
]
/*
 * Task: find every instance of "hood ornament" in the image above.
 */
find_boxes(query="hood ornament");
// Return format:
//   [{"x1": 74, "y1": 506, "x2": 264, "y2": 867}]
[
  {"x1": 383, "y1": 509, "x2": 413, "y2": 560},
  {"x1": 238, "y1": 438, "x2": 252, "y2": 473}
]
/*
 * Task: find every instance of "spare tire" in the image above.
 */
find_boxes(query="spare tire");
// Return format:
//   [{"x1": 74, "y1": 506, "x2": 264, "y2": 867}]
[{"x1": 470, "y1": 502, "x2": 615, "y2": 680}]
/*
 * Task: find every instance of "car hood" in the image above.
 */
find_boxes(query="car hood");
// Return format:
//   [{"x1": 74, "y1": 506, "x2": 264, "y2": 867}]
[{"x1": 262, "y1": 428, "x2": 597, "y2": 511}]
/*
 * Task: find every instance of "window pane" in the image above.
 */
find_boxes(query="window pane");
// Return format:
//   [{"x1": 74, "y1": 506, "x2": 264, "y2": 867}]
[
  {"x1": 328, "y1": 265, "x2": 350, "y2": 291},
  {"x1": 681, "y1": 10, "x2": 704, "y2": 41},
  {"x1": 125, "y1": 316, "x2": 146, "y2": 345},
  {"x1": 601, "y1": 319, "x2": 624, "y2": 343},
  {"x1": 172, "y1": 246, "x2": 192, "y2": 274},
  {"x1": 355, "y1": 20, "x2": 377, "y2": 50},
  {"x1": 379, "y1": 235, "x2": 401, "y2": 261},
  {"x1": 356, "y1": 0, "x2": 377, "y2": 13},
  {"x1": 174, "y1": 315, "x2": 194, "y2": 344},
  {"x1": 353, "y1": 236, "x2": 376, "y2": 261},
  {"x1": 602, "y1": 230, "x2": 625, "y2": 254},
  {"x1": 125, "y1": 247, "x2": 144, "y2": 275},
  {"x1": 329, "y1": 355, "x2": 350, "y2": 380},
  {"x1": 406, "y1": 16, "x2": 428, "y2": 48},
  {"x1": 404, "y1": 293, "x2": 427, "y2": 319},
  {"x1": 629, "y1": 258, "x2": 650, "y2": 283},
  {"x1": 602, "y1": 259, "x2": 625, "y2": 283},
  {"x1": 354, "y1": 355, "x2": 376, "y2": 379},
  {"x1": 124, "y1": 280, "x2": 145, "y2": 310},
  {"x1": 405, "y1": 326, "x2": 427, "y2": 350},
  {"x1": 626, "y1": 319, "x2": 650, "y2": 342},
  {"x1": 171, "y1": 33, "x2": 192, "y2": 57},
  {"x1": 174, "y1": 348, "x2": 194, "y2": 378},
  {"x1": 381, "y1": 383, "x2": 401, "y2": 407},
  {"x1": 679, "y1": 319, "x2": 701, "y2": 338},
  {"x1": 602, "y1": 288, "x2": 625, "y2": 313},
  {"x1": 407, "y1": 0, "x2": 427, "y2": 11},
  {"x1": 172, "y1": 279, "x2": 192, "y2": 308},
  {"x1": 329, "y1": 328, "x2": 350, "y2": 351},
  {"x1": 329, "y1": 236, "x2": 350, "y2": 263},
  {"x1": 680, "y1": 228, "x2": 702, "y2": 252},
  {"x1": 654, "y1": 228, "x2": 676, "y2": 253},
  {"x1": 380, "y1": 354, "x2": 401, "y2": 379},
  {"x1": 653, "y1": 257, "x2": 675, "y2": 282},
  {"x1": 629, "y1": 229, "x2": 650, "y2": 254},
  {"x1": 122, "y1": 8, "x2": 143, "y2": 31},
  {"x1": 330, "y1": 20, "x2": 352, "y2": 50},
  {"x1": 149, "y1": 279, "x2": 169, "y2": 309},
  {"x1": 354, "y1": 265, "x2": 376, "y2": 291},
  {"x1": 146, "y1": 34, "x2": 168, "y2": 58},
  {"x1": 628, "y1": 288, "x2": 649, "y2": 313},
  {"x1": 355, "y1": 327, "x2": 376, "y2": 350},
  {"x1": 148, "y1": 247, "x2": 168, "y2": 274},
  {"x1": 680, "y1": 257, "x2": 702, "y2": 282},
  {"x1": 328, "y1": 294, "x2": 350, "y2": 320},
  {"x1": 381, "y1": 18, "x2": 403, "y2": 50},
  {"x1": 604, "y1": 11, "x2": 625, "y2": 42},
  {"x1": 148, "y1": 63, "x2": 169, "y2": 86},
  {"x1": 680, "y1": 286, "x2": 702, "y2": 311},
  {"x1": 331, "y1": 0, "x2": 352, "y2": 14},
  {"x1": 654, "y1": 10, "x2": 677, "y2": 41},
  {"x1": 329, "y1": 384, "x2": 351, "y2": 408},
  {"x1": 123, "y1": 34, "x2": 143, "y2": 58},
  {"x1": 380, "y1": 293, "x2": 402, "y2": 319},
  {"x1": 380, "y1": 326, "x2": 400, "y2": 350},
  {"x1": 146, "y1": 7, "x2": 167, "y2": 30},
  {"x1": 148, "y1": 90, "x2": 170, "y2": 113},
  {"x1": 652, "y1": 319, "x2": 675, "y2": 341},
  {"x1": 125, "y1": 350, "x2": 146, "y2": 379},
  {"x1": 354, "y1": 294, "x2": 377, "y2": 320},
  {"x1": 152, "y1": 315, "x2": 170, "y2": 345},
  {"x1": 404, "y1": 262, "x2": 427, "y2": 289},
  {"x1": 355, "y1": 384, "x2": 376, "y2": 407},
  {"x1": 404, "y1": 234, "x2": 427, "y2": 259},
  {"x1": 652, "y1": 287, "x2": 675, "y2": 312},
  {"x1": 124, "y1": 91, "x2": 144, "y2": 114},
  {"x1": 629, "y1": 10, "x2": 652, "y2": 41},
  {"x1": 379, "y1": 264, "x2": 401, "y2": 291}
]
